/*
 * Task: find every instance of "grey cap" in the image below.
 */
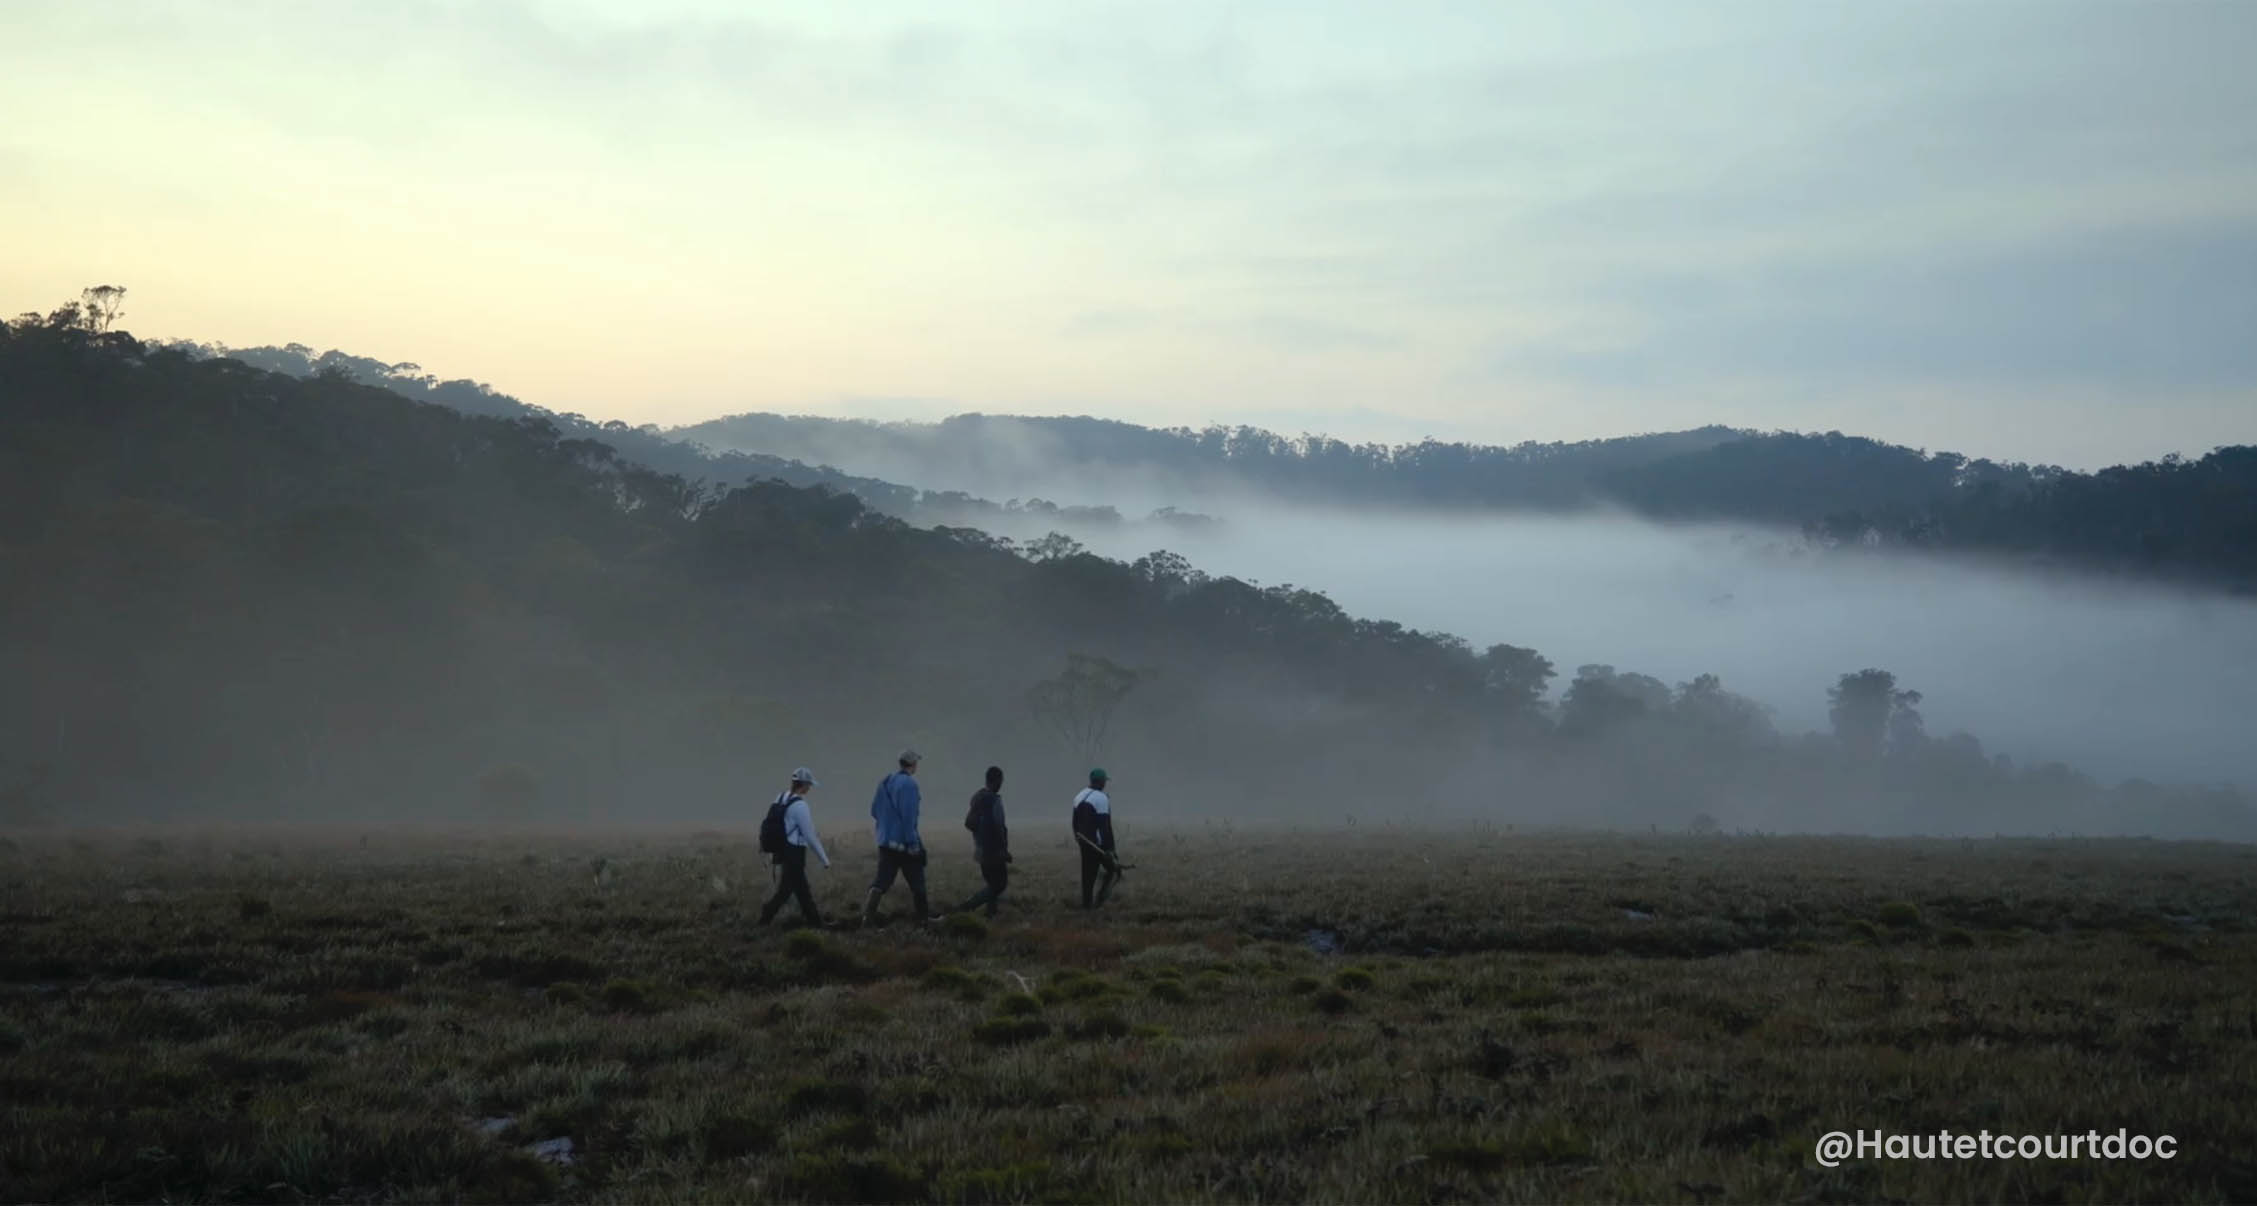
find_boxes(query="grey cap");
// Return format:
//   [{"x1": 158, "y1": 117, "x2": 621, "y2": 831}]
[
  {"x1": 790, "y1": 767, "x2": 818, "y2": 786},
  {"x1": 898, "y1": 749, "x2": 921, "y2": 767}
]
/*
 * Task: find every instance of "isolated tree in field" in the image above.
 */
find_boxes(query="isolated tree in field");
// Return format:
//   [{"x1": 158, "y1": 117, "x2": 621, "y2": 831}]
[
  {"x1": 1829, "y1": 668, "x2": 1923, "y2": 760},
  {"x1": 1027, "y1": 654, "x2": 1140, "y2": 765}
]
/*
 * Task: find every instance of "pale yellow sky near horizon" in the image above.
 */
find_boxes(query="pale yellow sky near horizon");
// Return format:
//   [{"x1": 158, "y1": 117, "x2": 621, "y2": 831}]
[{"x1": 5, "y1": 0, "x2": 2253, "y2": 467}]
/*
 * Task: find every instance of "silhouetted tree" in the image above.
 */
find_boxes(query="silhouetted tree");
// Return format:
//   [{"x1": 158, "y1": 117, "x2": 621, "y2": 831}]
[
  {"x1": 78, "y1": 285, "x2": 126, "y2": 334},
  {"x1": 1560, "y1": 665, "x2": 1671, "y2": 738},
  {"x1": 1675, "y1": 673, "x2": 1773, "y2": 745},
  {"x1": 1479, "y1": 644, "x2": 1555, "y2": 714},
  {"x1": 1025, "y1": 531, "x2": 1086, "y2": 562},
  {"x1": 1829, "y1": 669, "x2": 1925, "y2": 761},
  {"x1": 1027, "y1": 654, "x2": 1141, "y2": 765}
]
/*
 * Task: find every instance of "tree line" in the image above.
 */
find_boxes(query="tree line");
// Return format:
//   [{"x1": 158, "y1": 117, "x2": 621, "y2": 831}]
[
  {"x1": 677, "y1": 413, "x2": 2257, "y2": 592},
  {"x1": 187, "y1": 336, "x2": 2257, "y2": 593}
]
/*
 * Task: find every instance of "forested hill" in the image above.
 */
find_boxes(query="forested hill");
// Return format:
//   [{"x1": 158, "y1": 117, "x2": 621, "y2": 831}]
[
  {"x1": 179, "y1": 340, "x2": 2257, "y2": 592},
  {"x1": 1, "y1": 307, "x2": 2248, "y2": 837},
  {"x1": 679, "y1": 413, "x2": 2257, "y2": 591},
  {"x1": 162, "y1": 341, "x2": 1203, "y2": 539}
]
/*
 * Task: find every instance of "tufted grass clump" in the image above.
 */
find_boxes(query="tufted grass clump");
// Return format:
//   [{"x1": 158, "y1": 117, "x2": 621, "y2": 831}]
[
  {"x1": 1877, "y1": 901, "x2": 1924, "y2": 929},
  {"x1": 1148, "y1": 978, "x2": 1192, "y2": 1004},
  {"x1": 1039, "y1": 970, "x2": 1117, "y2": 1004},
  {"x1": 813, "y1": 1117, "x2": 879, "y2": 1150},
  {"x1": 785, "y1": 1078, "x2": 871, "y2": 1116},
  {"x1": 941, "y1": 912, "x2": 989, "y2": 941},
  {"x1": 1067, "y1": 1010, "x2": 1132, "y2": 1040},
  {"x1": 700, "y1": 1110, "x2": 775, "y2": 1160},
  {"x1": 782, "y1": 931, "x2": 878, "y2": 983},
  {"x1": 773, "y1": 1153, "x2": 928, "y2": 1204},
  {"x1": 922, "y1": 965, "x2": 993, "y2": 1002},
  {"x1": 600, "y1": 978, "x2": 658, "y2": 1013},
  {"x1": 972, "y1": 1016, "x2": 1052, "y2": 1046},
  {"x1": 937, "y1": 1161, "x2": 1057, "y2": 1205}
]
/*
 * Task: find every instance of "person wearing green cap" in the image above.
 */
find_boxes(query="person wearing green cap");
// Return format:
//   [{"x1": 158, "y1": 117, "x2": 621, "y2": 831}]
[{"x1": 1070, "y1": 768, "x2": 1121, "y2": 909}]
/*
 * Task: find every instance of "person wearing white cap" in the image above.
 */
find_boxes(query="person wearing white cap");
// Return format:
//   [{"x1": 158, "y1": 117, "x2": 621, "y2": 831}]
[{"x1": 758, "y1": 767, "x2": 829, "y2": 927}]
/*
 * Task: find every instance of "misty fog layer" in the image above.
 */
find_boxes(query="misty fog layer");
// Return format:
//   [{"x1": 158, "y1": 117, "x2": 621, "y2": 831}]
[
  {"x1": 676, "y1": 420, "x2": 2257, "y2": 788},
  {"x1": 1053, "y1": 507, "x2": 2257, "y2": 788}
]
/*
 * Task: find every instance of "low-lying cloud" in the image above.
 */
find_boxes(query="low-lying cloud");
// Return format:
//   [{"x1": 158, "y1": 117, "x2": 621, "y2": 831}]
[{"x1": 1054, "y1": 505, "x2": 2257, "y2": 789}]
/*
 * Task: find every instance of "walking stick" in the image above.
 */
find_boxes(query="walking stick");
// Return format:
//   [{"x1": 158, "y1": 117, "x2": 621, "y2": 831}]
[{"x1": 1075, "y1": 832, "x2": 1134, "y2": 873}]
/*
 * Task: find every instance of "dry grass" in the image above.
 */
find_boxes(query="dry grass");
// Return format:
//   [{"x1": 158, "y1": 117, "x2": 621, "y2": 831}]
[{"x1": 1, "y1": 823, "x2": 2253, "y2": 1202}]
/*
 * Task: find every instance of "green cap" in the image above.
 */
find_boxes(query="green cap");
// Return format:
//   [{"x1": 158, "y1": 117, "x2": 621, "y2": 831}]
[{"x1": 1089, "y1": 767, "x2": 1109, "y2": 784}]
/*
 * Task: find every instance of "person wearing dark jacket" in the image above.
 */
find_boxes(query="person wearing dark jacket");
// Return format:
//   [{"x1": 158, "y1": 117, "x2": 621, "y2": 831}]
[
  {"x1": 952, "y1": 766, "x2": 1011, "y2": 917},
  {"x1": 1071, "y1": 768, "x2": 1121, "y2": 909}
]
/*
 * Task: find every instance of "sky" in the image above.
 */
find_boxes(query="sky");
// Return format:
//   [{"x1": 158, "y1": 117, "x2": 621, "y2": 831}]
[{"x1": 4, "y1": 0, "x2": 2253, "y2": 468}]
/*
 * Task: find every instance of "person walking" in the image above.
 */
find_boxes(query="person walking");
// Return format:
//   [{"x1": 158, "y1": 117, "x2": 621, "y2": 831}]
[
  {"x1": 864, "y1": 749, "x2": 937, "y2": 924},
  {"x1": 953, "y1": 766, "x2": 1011, "y2": 917},
  {"x1": 1071, "y1": 768, "x2": 1121, "y2": 909},
  {"x1": 757, "y1": 768, "x2": 829, "y2": 927}
]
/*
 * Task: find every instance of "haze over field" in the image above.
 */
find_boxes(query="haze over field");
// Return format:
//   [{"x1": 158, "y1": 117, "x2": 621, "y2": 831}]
[
  {"x1": 1073, "y1": 507, "x2": 2257, "y2": 787},
  {"x1": 7, "y1": 0, "x2": 2257, "y2": 841},
  {"x1": 128, "y1": 338, "x2": 2257, "y2": 796},
  {"x1": 666, "y1": 413, "x2": 2257, "y2": 787}
]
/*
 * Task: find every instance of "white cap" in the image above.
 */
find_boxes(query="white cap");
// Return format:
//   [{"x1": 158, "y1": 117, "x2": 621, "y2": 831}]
[
  {"x1": 898, "y1": 749, "x2": 921, "y2": 767},
  {"x1": 790, "y1": 767, "x2": 818, "y2": 786}
]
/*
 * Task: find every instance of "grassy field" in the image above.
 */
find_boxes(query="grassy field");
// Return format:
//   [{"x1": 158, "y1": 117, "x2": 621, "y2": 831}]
[{"x1": 2, "y1": 822, "x2": 2254, "y2": 1203}]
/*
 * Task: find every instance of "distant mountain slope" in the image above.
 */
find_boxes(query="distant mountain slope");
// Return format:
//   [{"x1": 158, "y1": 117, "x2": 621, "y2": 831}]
[
  {"x1": 677, "y1": 412, "x2": 2257, "y2": 590},
  {"x1": 166, "y1": 342, "x2": 1207, "y2": 539},
  {"x1": 7, "y1": 308, "x2": 2243, "y2": 836},
  {"x1": 675, "y1": 411, "x2": 1748, "y2": 507},
  {"x1": 181, "y1": 342, "x2": 2257, "y2": 592}
]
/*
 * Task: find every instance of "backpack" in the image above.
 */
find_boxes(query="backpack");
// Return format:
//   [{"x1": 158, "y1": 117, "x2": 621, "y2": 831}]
[{"x1": 758, "y1": 793, "x2": 793, "y2": 858}]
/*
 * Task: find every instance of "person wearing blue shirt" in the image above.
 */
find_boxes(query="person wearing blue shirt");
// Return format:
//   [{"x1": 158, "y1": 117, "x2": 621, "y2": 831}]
[{"x1": 863, "y1": 749, "x2": 937, "y2": 924}]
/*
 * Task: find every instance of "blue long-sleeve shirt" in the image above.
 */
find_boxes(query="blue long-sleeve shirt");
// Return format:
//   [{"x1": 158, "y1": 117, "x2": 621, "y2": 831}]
[{"x1": 870, "y1": 771, "x2": 923, "y2": 851}]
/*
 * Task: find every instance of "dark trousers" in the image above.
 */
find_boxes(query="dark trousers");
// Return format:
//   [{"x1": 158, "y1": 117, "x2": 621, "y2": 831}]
[
  {"x1": 869, "y1": 846, "x2": 931, "y2": 916},
  {"x1": 956, "y1": 859, "x2": 1009, "y2": 917},
  {"x1": 1079, "y1": 842, "x2": 1120, "y2": 909},
  {"x1": 760, "y1": 846, "x2": 820, "y2": 925}
]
